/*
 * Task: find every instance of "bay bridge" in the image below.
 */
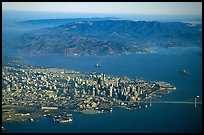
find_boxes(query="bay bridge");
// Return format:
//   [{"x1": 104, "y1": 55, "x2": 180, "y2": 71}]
[{"x1": 136, "y1": 96, "x2": 202, "y2": 108}]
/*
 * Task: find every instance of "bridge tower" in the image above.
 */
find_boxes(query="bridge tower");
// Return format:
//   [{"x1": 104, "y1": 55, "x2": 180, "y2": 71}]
[
  {"x1": 194, "y1": 96, "x2": 199, "y2": 109},
  {"x1": 194, "y1": 97, "x2": 196, "y2": 108},
  {"x1": 150, "y1": 97, "x2": 152, "y2": 107}
]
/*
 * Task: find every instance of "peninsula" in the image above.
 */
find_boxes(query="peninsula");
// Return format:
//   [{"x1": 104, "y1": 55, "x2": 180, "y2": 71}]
[{"x1": 2, "y1": 56, "x2": 176, "y2": 122}]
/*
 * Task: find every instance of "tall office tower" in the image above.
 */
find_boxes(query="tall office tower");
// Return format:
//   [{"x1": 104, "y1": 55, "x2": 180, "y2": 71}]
[
  {"x1": 97, "y1": 89, "x2": 100, "y2": 96},
  {"x1": 41, "y1": 76, "x2": 45, "y2": 81},
  {"x1": 78, "y1": 78, "x2": 82, "y2": 85},
  {"x1": 137, "y1": 86, "x2": 140, "y2": 94},
  {"x1": 102, "y1": 73, "x2": 106, "y2": 81},
  {"x1": 103, "y1": 91, "x2": 107, "y2": 96},
  {"x1": 135, "y1": 91, "x2": 139, "y2": 98},
  {"x1": 121, "y1": 90, "x2": 124, "y2": 96},
  {"x1": 132, "y1": 86, "x2": 136, "y2": 93},
  {"x1": 46, "y1": 81, "x2": 49, "y2": 88},
  {"x1": 16, "y1": 85, "x2": 19, "y2": 92},
  {"x1": 114, "y1": 88, "x2": 117, "y2": 93},
  {"x1": 74, "y1": 82, "x2": 78, "y2": 87},
  {"x1": 127, "y1": 86, "x2": 130, "y2": 94},
  {"x1": 97, "y1": 77, "x2": 102, "y2": 85},
  {"x1": 92, "y1": 88, "x2": 95, "y2": 97},
  {"x1": 67, "y1": 76, "x2": 70, "y2": 82},
  {"x1": 140, "y1": 90, "x2": 143, "y2": 95},
  {"x1": 98, "y1": 84, "x2": 101, "y2": 89},
  {"x1": 63, "y1": 88, "x2": 66, "y2": 94},
  {"x1": 7, "y1": 86, "x2": 10, "y2": 92},
  {"x1": 86, "y1": 80, "x2": 89, "y2": 85},
  {"x1": 74, "y1": 77, "x2": 78, "y2": 82},
  {"x1": 88, "y1": 90, "x2": 91, "y2": 95},
  {"x1": 82, "y1": 89, "x2": 86, "y2": 95},
  {"x1": 74, "y1": 88, "x2": 78, "y2": 96},
  {"x1": 115, "y1": 93, "x2": 118, "y2": 98},
  {"x1": 131, "y1": 96, "x2": 136, "y2": 102},
  {"x1": 110, "y1": 86, "x2": 113, "y2": 97},
  {"x1": 115, "y1": 78, "x2": 119, "y2": 87}
]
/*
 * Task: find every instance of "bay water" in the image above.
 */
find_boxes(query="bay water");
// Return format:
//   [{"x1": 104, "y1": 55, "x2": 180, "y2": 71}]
[{"x1": 2, "y1": 11, "x2": 202, "y2": 133}]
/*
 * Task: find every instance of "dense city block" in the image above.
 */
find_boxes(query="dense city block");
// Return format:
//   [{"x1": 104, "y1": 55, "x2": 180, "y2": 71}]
[{"x1": 2, "y1": 56, "x2": 176, "y2": 122}]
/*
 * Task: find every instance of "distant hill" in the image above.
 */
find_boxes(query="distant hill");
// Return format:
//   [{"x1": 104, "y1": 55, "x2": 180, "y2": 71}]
[
  {"x1": 5, "y1": 19, "x2": 202, "y2": 56},
  {"x1": 18, "y1": 17, "x2": 121, "y2": 27}
]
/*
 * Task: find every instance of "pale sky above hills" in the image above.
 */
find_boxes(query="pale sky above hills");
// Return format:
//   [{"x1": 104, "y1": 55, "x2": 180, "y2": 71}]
[{"x1": 2, "y1": 2, "x2": 202, "y2": 15}]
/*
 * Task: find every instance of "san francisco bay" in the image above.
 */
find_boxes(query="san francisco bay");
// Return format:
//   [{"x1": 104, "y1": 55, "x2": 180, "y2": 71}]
[
  {"x1": 2, "y1": 46, "x2": 202, "y2": 133},
  {"x1": 2, "y1": 8, "x2": 202, "y2": 133}
]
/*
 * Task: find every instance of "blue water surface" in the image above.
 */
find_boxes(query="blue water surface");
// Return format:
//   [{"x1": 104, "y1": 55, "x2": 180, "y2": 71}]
[{"x1": 2, "y1": 11, "x2": 202, "y2": 133}]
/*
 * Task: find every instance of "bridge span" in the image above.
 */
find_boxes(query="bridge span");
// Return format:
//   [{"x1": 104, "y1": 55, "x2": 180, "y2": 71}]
[{"x1": 136, "y1": 97, "x2": 202, "y2": 108}]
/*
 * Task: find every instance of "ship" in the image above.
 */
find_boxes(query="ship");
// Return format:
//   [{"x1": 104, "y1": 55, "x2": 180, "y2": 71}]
[
  {"x1": 30, "y1": 118, "x2": 34, "y2": 122},
  {"x1": 95, "y1": 64, "x2": 101, "y2": 67},
  {"x1": 180, "y1": 69, "x2": 190, "y2": 75}
]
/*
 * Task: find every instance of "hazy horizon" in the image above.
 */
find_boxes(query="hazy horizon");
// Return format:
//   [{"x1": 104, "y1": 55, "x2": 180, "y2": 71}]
[
  {"x1": 3, "y1": 2, "x2": 202, "y2": 15},
  {"x1": 2, "y1": 10, "x2": 202, "y2": 25}
]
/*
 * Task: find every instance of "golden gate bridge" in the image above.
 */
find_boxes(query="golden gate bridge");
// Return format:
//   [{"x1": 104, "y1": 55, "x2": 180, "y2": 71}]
[{"x1": 28, "y1": 48, "x2": 70, "y2": 57}]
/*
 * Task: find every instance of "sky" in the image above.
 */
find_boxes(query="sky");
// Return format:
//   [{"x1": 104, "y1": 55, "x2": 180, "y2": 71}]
[{"x1": 2, "y1": 2, "x2": 202, "y2": 15}]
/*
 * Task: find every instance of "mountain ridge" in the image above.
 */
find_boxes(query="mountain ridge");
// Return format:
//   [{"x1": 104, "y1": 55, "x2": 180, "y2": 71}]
[{"x1": 4, "y1": 19, "x2": 202, "y2": 56}]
